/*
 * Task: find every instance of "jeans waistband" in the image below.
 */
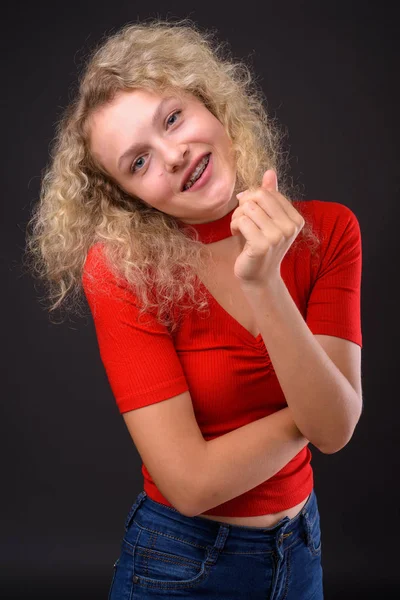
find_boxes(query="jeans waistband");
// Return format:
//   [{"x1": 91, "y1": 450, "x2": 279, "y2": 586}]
[{"x1": 123, "y1": 488, "x2": 318, "y2": 557}]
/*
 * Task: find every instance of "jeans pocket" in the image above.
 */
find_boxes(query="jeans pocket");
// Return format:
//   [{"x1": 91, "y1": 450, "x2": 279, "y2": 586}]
[
  {"x1": 304, "y1": 508, "x2": 322, "y2": 556},
  {"x1": 126, "y1": 520, "x2": 212, "y2": 590}
]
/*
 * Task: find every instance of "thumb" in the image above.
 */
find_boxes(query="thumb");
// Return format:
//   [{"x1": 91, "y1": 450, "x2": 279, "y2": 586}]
[{"x1": 261, "y1": 169, "x2": 278, "y2": 192}]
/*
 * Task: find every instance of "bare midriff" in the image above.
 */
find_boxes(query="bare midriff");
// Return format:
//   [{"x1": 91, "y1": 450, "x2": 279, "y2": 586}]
[{"x1": 196, "y1": 494, "x2": 310, "y2": 528}]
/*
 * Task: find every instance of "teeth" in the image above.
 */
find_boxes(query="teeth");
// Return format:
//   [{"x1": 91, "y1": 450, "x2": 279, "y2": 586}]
[
  {"x1": 185, "y1": 157, "x2": 208, "y2": 189},
  {"x1": 184, "y1": 155, "x2": 210, "y2": 190}
]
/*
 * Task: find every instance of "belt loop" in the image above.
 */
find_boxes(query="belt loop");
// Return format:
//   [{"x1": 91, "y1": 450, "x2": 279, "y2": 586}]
[
  {"x1": 205, "y1": 524, "x2": 230, "y2": 566},
  {"x1": 124, "y1": 491, "x2": 147, "y2": 531},
  {"x1": 300, "y1": 489, "x2": 314, "y2": 519}
]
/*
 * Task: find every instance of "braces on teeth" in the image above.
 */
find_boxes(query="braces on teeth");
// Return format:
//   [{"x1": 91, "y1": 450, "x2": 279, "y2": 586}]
[{"x1": 184, "y1": 155, "x2": 210, "y2": 190}]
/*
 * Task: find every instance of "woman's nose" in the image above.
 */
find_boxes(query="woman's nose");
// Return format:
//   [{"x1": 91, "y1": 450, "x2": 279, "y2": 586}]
[{"x1": 162, "y1": 143, "x2": 189, "y2": 172}]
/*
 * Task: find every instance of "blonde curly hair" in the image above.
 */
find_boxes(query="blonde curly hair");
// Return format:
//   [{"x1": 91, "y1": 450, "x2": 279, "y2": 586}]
[{"x1": 25, "y1": 17, "x2": 320, "y2": 331}]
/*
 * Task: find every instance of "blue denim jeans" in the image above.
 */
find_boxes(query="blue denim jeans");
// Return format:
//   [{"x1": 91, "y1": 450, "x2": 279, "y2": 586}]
[{"x1": 109, "y1": 488, "x2": 323, "y2": 599}]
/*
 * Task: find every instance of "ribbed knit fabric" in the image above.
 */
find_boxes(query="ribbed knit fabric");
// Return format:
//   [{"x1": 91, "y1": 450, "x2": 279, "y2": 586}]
[{"x1": 82, "y1": 199, "x2": 362, "y2": 516}]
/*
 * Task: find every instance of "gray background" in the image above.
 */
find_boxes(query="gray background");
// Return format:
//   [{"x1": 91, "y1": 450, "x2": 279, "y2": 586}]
[{"x1": 2, "y1": 1, "x2": 398, "y2": 598}]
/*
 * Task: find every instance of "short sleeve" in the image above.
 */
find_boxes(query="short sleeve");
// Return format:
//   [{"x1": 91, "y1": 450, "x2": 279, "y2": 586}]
[
  {"x1": 82, "y1": 245, "x2": 189, "y2": 413},
  {"x1": 306, "y1": 201, "x2": 363, "y2": 348}
]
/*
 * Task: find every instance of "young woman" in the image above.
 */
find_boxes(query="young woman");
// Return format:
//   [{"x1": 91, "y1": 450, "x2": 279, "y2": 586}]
[{"x1": 26, "y1": 18, "x2": 363, "y2": 599}]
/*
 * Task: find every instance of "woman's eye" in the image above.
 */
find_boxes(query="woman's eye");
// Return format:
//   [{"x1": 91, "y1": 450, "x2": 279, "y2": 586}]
[
  {"x1": 130, "y1": 156, "x2": 146, "y2": 173},
  {"x1": 130, "y1": 111, "x2": 181, "y2": 174},
  {"x1": 166, "y1": 110, "x2": 181, "y2": 127}
]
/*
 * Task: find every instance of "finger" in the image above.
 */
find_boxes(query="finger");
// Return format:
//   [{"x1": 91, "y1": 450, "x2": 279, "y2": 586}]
[
  {"x1": 259, "y1": 169, "x2": 305, "y2": 224},
  {"x1": 238, "y1": 188, "x2": 282, "y2": 220},
  {"x1": 261, "y1": 169, "x2": 278, "y2": 193},
  {"x1": 259, "y1": 182, "x2": 305, "y2": 228},
  {"x1": 238, "y1": 169, "x2": 277, "y2": 201},
  {"x1": 237, "y1": 179, "x2": 304, "y2": 228},
  {"x1": 230, "y1": 213, "x2": 263, "y2": 243},
  {"x1": 236, "y1": 189, "x2": 254, "y2": 207},
  {"x1": 231, "y1": 203, "x2": 283, "y2": 243},
  {"x1": 231, "y1": 214, "x2": 276, "y2": 254},
  {"x1": 272, "y1": 192, "x2": 305, "y2": 227},
  {"x1": 239, "y1": 192, "x2": 303, "y2": 240},
  {"x1": 242, "y1": 200, "x2": 291, "y2": 240}
]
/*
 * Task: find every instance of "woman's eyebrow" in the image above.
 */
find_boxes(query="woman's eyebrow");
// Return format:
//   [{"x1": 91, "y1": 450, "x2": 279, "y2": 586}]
[{"x1": 117, "y1": 96, "x2": 176, "y2": 171}]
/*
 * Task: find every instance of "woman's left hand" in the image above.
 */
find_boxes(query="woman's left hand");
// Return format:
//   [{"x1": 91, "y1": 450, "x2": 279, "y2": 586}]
[{"x1": 230, "y1": 169, "x2": 305, "y2": 289}]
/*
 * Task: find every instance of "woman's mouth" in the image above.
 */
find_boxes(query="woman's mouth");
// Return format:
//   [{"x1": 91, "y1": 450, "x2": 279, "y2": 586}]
[{"x1": 182, "y1": 153, "x2": 212, "y2": 192}]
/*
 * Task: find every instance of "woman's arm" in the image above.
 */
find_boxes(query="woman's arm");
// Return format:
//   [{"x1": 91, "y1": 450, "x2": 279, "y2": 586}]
[
  {"x1": 193, "y1": 406, "x2": 308, "y2": 516},
  {"x1": 231, "y1": 172, "x2": 363, "y2": 454},
  {"x1": 243, "y1": 277, "x2": 362, "y2": 454}
]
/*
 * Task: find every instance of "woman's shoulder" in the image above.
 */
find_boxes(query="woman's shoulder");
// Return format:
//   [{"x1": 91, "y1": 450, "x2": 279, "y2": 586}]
[
  {"x1": 82, "y1": 242, "x2": 113, "y2": 284},
  {"x1": 293, "y1": 199, "x2": 361, "y2": 246},
  {"x1": 82, "y1": 242, "x2": 120, "y2": 300},
  {"x1": 293, "y1": 199, "x2": 360, "y2": 226},
  {"x1": 84, "y1": 242, "x2": 106, "y2": 270}
]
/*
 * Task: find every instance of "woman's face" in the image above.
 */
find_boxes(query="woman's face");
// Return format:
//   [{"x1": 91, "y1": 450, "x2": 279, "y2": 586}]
[{"x1": 89, "y1": 88, "x2": 238, "y2": 224}]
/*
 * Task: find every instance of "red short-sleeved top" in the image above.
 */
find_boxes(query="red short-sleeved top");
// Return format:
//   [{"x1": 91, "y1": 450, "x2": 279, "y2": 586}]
[{"x1": 82, "y1": 200, "x2": 362, "y2": 516}]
